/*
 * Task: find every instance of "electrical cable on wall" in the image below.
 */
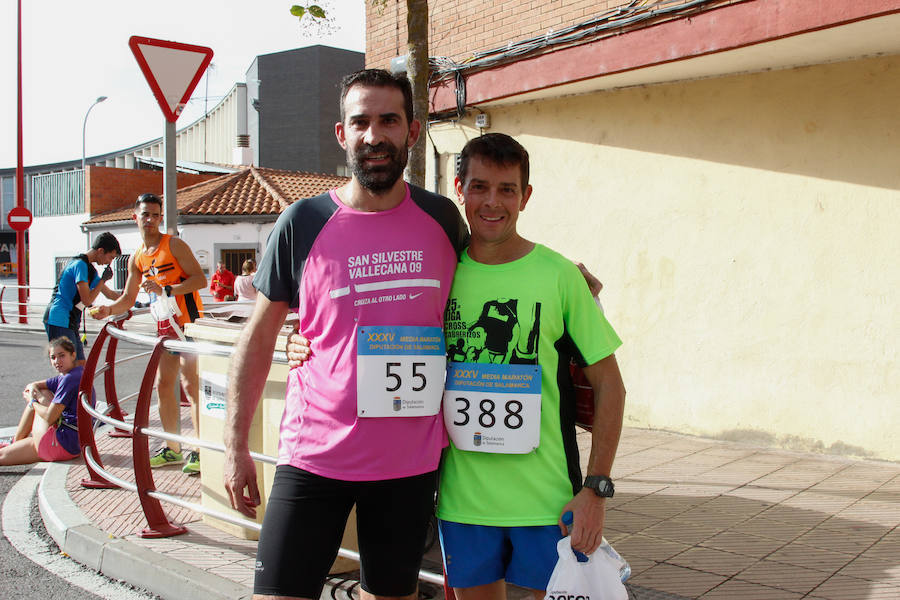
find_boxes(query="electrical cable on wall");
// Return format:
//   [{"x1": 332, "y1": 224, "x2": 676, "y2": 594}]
[{"x1": 427, "y1": 0, "x2": 719, "y2": 121}]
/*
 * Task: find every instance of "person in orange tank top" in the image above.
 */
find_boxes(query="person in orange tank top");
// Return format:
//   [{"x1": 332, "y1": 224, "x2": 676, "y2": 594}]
[{"x1": 91, "y1": 194, "x2": 207, "y2": 474}]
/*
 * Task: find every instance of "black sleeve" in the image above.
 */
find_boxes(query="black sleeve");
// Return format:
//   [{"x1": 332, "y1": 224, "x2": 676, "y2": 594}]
[
  {"x1": 253, "y1": 193, "x2": 338, "y2": 309},
  {"x1": 409, "y1": 185, "x2": 470, "y2": 258}
]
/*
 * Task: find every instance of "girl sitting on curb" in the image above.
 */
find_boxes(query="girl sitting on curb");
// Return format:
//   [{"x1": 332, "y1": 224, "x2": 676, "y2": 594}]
[{"x1": 0, "y1": 337, "x2": 92, "y2": 465}]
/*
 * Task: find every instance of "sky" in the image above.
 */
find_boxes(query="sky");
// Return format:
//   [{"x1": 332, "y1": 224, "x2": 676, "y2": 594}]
[{"x1": 0, "y1": 0, "x2": 365, "y2": 168}]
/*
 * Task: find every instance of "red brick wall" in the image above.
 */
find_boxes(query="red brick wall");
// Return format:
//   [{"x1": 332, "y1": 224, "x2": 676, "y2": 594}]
[
  {"x1": 369, "y1": 0, "x2": 647, "y2": 69},
  {"x1": 366, "y1": 1, "x2": 726, "y2": 70},
  {"x1": 86, "y1": 166, "x2": 218, "y2": 216}
]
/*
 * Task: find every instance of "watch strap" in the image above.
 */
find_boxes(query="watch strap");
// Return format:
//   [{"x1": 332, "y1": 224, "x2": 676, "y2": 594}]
[{"x1": 584, "y1": 475, "x2": 615, "y2": 497}]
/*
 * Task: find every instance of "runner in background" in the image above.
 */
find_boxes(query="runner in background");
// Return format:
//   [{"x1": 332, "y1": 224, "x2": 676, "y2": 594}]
[{"x1": 91, "y1": 193, "x2": 206, "y2": 474}]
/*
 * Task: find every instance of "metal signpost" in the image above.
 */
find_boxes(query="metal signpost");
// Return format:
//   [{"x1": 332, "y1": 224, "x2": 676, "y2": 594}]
[{"x1": 14, "y1": 0, "x2": 27, "y2": 323}]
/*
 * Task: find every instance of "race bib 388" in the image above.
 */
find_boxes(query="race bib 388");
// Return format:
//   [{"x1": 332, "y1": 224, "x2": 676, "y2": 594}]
[{"x1": 443, "y1": 361, "x2": 541, "y2": 453}]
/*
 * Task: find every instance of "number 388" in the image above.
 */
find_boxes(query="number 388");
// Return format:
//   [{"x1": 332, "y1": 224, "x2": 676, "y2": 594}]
[{"x1": 452, "y1": 397, "x2": 524, "y2": 429}]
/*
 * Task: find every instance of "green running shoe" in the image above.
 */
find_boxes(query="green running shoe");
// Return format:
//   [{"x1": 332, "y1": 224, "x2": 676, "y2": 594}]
[
  {"x1": 149, "y1": 447, "x2": 183, "y2": 468},
  {"x1": 182, "y1": 450, "x2": 201, "y2": 474}
]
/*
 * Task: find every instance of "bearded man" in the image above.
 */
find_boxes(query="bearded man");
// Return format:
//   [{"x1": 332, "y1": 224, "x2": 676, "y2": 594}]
[{"x1": 223, "y1": 69, "x2": 468, "y2": 600}]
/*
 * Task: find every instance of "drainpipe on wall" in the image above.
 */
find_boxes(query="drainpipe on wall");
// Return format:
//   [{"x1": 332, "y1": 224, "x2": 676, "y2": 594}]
[{"x1": 433, "y1": 145, "x2": 441, "y2": 194}]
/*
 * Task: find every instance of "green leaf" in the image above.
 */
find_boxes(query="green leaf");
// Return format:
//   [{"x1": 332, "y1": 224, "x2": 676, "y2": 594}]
[
  {"x1": 290, "y1": 5, "x2": 306, "y2": 17},
  {"x1": 308, "y1": 5, "x2": 326, "y2": 18}
]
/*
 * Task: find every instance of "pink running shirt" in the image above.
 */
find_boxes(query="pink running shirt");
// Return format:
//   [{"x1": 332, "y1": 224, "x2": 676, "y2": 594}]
[{"x1": 254, "y1": 185, "x2": 467, "y2": 480}]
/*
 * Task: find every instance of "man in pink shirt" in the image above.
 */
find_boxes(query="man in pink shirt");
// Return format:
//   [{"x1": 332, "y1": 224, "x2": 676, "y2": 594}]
[{"x1": 224, "y1": 70, "x2": 467, "y2": 600}]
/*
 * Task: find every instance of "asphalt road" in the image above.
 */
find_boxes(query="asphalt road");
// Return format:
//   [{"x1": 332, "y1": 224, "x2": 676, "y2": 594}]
[{"x1": 1, "y1": 327, "x2": 159, "y2": 599}]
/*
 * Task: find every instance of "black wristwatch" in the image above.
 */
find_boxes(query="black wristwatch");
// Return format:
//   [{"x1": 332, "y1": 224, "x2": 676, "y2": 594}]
[
  {"x1": 583, "y1": 475, "x2": 615, "y2": 497},
  {"x1": 164, "y1": 285, "x2": 173, "y2": 296}
]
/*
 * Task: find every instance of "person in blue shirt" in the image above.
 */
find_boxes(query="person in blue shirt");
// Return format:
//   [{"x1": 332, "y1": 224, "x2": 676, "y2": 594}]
[{"x1": 42, "y1": 232, "x2": 121, "y2": 364}]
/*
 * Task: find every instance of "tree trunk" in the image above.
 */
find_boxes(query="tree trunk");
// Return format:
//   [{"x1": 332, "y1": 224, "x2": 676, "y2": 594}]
[{"x1": 406, "y1": 0, "x2": 428, "y2": 188}]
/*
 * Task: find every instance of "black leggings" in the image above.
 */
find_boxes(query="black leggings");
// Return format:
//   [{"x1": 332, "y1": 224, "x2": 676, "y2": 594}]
[{"x1": 254, "y1": 465, "x2": 438, "y2": 598}]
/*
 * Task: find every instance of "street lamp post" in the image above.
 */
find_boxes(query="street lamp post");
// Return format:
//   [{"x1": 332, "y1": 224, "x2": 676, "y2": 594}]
[{"x1": 82, "y1": 96, "x2": 108, "y2": 171}]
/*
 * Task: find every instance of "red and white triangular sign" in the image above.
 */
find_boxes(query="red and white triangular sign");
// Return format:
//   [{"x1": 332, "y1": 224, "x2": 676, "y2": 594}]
[{"x1": 129, "y1": 36, "x2": 214, "y2": 122}]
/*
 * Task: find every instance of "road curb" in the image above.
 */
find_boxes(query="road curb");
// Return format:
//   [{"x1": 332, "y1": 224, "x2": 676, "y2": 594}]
[{"x1": 38, "y1": 461, "x2": 252, "y2": 600}]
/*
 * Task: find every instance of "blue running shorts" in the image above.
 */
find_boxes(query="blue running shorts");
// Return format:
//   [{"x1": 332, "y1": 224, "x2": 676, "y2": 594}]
[{"x1": 438, "y1": 520, "x2": 563, "y2": 590}]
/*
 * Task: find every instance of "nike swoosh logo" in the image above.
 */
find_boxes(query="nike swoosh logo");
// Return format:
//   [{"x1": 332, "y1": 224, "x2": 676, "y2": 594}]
[{"x1": 409, "y1": 292, "x2": 424, "y2": 300}]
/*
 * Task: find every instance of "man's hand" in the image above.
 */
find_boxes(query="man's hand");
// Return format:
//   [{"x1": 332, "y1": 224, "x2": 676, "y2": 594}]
[
  {"x1": 141, "y1": 278, "x2": 163, "y2": 295},
  {"x1": 559, "y1": 488, "x2": 607, "y2": 554},
  {"x1": 101, "y1": 266, "x2": 114, "y2": 282},
  {"x1": 223, "y1": 449, "x2": 261, "y2": 518},
  {"x1": 576, "y1": 262, "x2": 603, "y2": 297},
  {"x1": 286, "y1": 329, "x2": 311, "y2": 369},
  {"x1": 89, "y1": 305, "x2": 110, "y2": 320}
]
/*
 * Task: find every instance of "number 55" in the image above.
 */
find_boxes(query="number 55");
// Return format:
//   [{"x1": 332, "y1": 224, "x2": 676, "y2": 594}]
[{"x1": 385, "y1": 362, "x2": 428, "y2": 392}]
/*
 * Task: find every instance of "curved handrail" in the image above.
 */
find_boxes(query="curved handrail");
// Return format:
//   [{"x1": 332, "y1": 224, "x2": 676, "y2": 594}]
[
  {"x1": 82, "y1": 398, "x2": 274, "y2": 465},
  {"x1": 0, "y1": 283, "x2": 56, "y2": 324},
  {"x1": 106, "y1": 323, "x2": 289, "y2": 364},
  {"x1": 0, "y1": 283, "x2": 54, "y2": 290}
]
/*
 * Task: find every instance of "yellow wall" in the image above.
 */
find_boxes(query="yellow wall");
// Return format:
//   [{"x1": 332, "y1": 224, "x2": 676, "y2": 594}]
[{"x1": 428, "y1": 55, "x2": 900, "y2": 461}]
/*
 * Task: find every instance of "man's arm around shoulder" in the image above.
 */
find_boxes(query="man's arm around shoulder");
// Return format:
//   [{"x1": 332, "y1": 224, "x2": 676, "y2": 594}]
[{"x1": 223, "y1": 293, "x2": 289, "y2": 518}]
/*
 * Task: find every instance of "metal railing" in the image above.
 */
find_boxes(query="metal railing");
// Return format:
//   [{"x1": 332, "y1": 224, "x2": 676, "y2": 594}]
[
  {"x1": 75, "y1": 310, "x2": 445, "y2": 585},
  {"x1": 0, "y1": 283, "x2": 54, "y2": 325}
]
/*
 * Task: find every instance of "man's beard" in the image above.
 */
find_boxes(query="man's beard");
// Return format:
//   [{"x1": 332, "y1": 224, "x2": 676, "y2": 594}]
[{"x1": 348, "y1": 140, "x2": 408, "y2": 193}]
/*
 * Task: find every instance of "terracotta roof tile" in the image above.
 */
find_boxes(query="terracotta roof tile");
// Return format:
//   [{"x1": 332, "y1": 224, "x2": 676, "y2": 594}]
[{"x1": 84, "y1": 167, "x2": 349, "y2": 224}]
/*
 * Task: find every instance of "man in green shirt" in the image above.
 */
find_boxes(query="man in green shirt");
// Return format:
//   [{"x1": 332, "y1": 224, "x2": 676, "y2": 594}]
[{"x1": 438, "y1": 133, "x2": 626, "y2": 599}]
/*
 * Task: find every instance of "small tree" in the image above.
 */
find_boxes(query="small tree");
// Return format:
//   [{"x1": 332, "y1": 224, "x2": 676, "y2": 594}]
[
  {"x1": 404, "y1": 0, "x2": 428, "y2": 188},
  {"x1": 292, "y1": 1, "x2": 430, "y2": 187},
  {"x1": 290, "y1": 3, "x2": 338, "y2": 36}
]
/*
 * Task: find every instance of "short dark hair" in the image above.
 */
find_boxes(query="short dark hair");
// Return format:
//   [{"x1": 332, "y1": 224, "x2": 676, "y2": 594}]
[
  {"x1": 48, "y1": 336, "x2": 76, "y2": 356},
  {"x1": 458, "y1": 133, "x2": 531, "y2": 192},
  {"x1": 339, "y1": 69, "x2": 414, "y2": 125},
  {"x1": 135, "y1": 193, "x2": 163, "y2": 209},
  {"x1": 92, "y1": 231, "x2": 121, "y2": 255}
]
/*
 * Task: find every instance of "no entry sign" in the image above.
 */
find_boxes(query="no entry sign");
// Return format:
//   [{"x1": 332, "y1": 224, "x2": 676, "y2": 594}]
[{"x1": 7, "y1": 206, "x2": 32, "y2": 232}]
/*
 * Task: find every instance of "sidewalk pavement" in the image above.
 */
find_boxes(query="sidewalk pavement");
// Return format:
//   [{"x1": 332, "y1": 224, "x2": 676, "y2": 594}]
[{"x1": 36, "y1": 420, "x2": 900, "y2": 600}]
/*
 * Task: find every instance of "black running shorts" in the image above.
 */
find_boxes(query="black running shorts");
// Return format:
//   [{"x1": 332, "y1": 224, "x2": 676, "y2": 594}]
[{"x1": 253, "y1": 465, "x2": 438, "y2": 598}]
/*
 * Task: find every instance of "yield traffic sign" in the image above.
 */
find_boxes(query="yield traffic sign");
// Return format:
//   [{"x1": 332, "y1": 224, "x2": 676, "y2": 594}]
[
  {"x1": 128, "y1": 36, "x2": 214, "y2": 122},
  {"x1": 7, "y1": 206, "x2": 32, "y2": 232}
]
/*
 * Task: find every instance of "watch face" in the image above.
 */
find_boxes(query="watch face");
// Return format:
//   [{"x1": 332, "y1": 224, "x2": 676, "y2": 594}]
[{"x1": 586, "y1": 476, "x2": 614, "y2": 497}]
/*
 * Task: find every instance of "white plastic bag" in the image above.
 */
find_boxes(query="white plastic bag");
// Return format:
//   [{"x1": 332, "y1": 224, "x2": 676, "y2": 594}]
[
  {"x1": 149, "y1": 291, "x2": 185, "y2": 341},
  {"x1": 544, "y1": 537, "x2": 628, "y2": 600}
]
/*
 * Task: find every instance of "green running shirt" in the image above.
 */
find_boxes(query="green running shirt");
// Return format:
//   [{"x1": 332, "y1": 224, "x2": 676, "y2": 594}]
[{"x1": 438, "y1": 244, "x2": 622, "y2": 526}]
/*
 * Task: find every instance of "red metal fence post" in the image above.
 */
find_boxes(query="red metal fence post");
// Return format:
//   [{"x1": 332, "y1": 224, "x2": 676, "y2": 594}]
[
  {"x1": 77, "y1": 324, "x2": 118, "y2": 489},
  {"x1": 132, "y1": 337, "x2": 187, "y2": 538},
  {"x1": 104, "y1": 320, "x2": 133, "y2": 438}
]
